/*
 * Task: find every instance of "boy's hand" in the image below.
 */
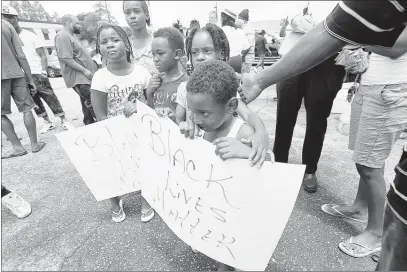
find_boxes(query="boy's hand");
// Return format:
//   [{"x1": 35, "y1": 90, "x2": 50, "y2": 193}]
[
  {"x1": 83, "y1": 69, "x2": 94, "y2": 80},
  {"x1": 213, "y1": 137, "x2": 252, "y2": 160},
  {"x1": 179, "y1": 119, "x2": 202, "y2": 139},
  {"x1": 27, "y1": 81, "x2": 37, "y2": 95},
  {"x1": 147, "y1": 73, "x2": 163, "y2": 95},
  {"x1": 123, "y1": 101, "x2": 137, "y2": 118},
  {"x1": 241, "y1": 131, "x2": 273, "y2": 167}
]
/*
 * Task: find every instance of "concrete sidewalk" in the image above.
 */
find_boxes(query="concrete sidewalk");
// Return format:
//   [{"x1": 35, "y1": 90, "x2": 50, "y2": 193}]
[{"x1": 1, "y1": 78, "x2": 405, "y2": 271}]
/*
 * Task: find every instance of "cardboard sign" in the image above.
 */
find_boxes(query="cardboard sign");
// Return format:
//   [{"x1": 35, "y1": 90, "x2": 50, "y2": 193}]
[
  {"x1": 135, "y1": 103, "x2": 305, "y2": 271},
  {"x1": 57, "y1": 116, "x2": 141, "y2": 201}
]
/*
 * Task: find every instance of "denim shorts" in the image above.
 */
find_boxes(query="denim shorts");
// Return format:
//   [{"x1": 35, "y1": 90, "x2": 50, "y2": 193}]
[
  {"x1": 1, "y1": 77, "x2": 35, "y2": 114},
  {"x1": 349, "y1": 84, "x2": 407, "y2": 168}
]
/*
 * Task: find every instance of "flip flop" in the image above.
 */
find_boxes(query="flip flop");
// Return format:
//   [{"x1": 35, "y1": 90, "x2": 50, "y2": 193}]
[
  {"x1": 32, "y1": 142, "x2": 46, "y2": 153},
  {"x1": 1, "y1": 150, "x2": 28, "y2": 159},
  {"x1": 371, "y1": 254, "x2": 379, "y2": 263},
  {"x1": 338, "y1": 237, "x2": 381, "y2": 258},
  {"x1": 321, "y1": 204, "x2": 367, "y2": 224},
  {"x1": 141, "y1": 207, "x2": 155, "y2": 223}
]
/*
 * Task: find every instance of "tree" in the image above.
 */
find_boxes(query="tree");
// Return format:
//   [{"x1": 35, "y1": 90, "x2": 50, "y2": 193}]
[
  {"x1": 92, "y1": 1, "x2": 117, "y2": 24},
  {"x1": 10, "y1": 1, "x2": 53, "y2": 22}
]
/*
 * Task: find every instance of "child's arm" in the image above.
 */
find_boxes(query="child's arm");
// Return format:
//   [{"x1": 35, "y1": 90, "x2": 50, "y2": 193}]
[
  {"x1": 236, "y1": 101, "x2": 271, "y2": 167},
  {"x1": 90, "y1": 89, "x2": 108, "y2": 122},
  {"x1": 146, "y1": 74, "x2": 162, "y2": 108},
  {"x1": 175, "y1": 104, "x2": 186, "y2": 125}
]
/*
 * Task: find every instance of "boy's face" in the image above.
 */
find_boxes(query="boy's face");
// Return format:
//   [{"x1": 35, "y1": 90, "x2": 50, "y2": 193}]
[
  {"x1": 152, "y1": 37, "x2": 178, "y2": 73},
  {"x1": 191, "y1": 31, "x2": 222, "y2": 68},
  {"x1": 99, "y1": 28, "x2": 127, "y2": 62},
  {"x1": 186, "y1": 92, "x2": 231, "y2": 132}
]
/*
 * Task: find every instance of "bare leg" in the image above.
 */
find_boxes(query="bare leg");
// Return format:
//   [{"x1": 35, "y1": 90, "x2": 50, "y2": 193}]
[
  {"x1": 109, "y1": 196, "x2": 121, "y2": 212},
  {"x1": 1, "y1": 115, "x2": 26, "y2": 154},
  {"x1": 23, "y1": 111, "x2": 43, "y2": 151}
]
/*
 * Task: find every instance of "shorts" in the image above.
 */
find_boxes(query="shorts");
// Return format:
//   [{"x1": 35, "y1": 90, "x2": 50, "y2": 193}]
[
  {"x1": 1, "y1": 77, "x2": 35, "y2": 115},
  {"x1": 349, "y1": 84, "x2": 407, "y2": 168}
]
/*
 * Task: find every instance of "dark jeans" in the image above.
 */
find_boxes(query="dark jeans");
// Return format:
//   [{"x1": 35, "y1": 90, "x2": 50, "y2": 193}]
[
  {"x1": 273, "y1": 55, "x2": 345, "y2": 174},
  {"x1": 2, "y1": 185, "x2": 11, "y2": 197},
  {"x1": 31, "y1": 74, "x2": 65, "y2": 118},
  {"x1": 72, "y1": 84, "x2": 95, "y2": 125}
]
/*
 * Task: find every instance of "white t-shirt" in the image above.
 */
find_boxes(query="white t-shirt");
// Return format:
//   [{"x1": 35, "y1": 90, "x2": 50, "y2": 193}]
[
  {"x1": 222, "y1": 26, "x2": 250, "y2": 58},
  {"x1": 19, "y1": 29, "x2": 44, "y2": 74},
  {"x1": 176, "y1": 81, "x2": 188, "y2": 109},
  {"x1": 361, "y1": 53, "x2": 407, "y2": 85},
  {"x1": 242, "y1": 23, "x2": 255, "y2": 63},
  {"x1": 91, "y1": 65, "x2": 151, "y2": 118}
]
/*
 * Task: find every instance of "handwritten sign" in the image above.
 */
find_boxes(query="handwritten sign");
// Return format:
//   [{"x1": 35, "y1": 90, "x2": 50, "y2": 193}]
[
  {"x1": 134, "y1": 103, "x2": 305, "y2": 271},
  {"x1": 56, "y1": 116, "x2": 141, "y2": 201}
]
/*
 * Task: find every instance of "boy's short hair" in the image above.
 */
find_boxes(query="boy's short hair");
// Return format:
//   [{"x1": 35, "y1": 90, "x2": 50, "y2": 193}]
[
  {"x1": 153, "y1": 27, "x2": 185, "y2": 53},
  {"x1": 186, "y1": 60, "x2": 239, "y2": 104}
]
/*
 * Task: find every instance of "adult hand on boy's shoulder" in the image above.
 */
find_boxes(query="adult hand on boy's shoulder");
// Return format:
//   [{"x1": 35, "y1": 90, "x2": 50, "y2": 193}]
[
  {"x1": 123, "y1": 100, "x2": 137, "y2": 118},
  {"x1": 241, "y1": 129, "x2": 273, "y2": 167},
  {"x1": 213, "y1": 137, "x2": 252, "y2": 160}
]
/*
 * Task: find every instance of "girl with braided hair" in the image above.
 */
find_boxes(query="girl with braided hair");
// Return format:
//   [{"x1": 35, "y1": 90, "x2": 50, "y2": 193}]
[
  {"x1": 90, "y1": 24, "x2": 155, "y2": 223},
  {"x1": 175, "y1": 23, "x2": 273, "y2": 168}
]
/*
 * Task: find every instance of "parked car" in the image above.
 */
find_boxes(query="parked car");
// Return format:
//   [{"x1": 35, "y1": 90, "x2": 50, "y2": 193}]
[{"x1": 45, "y1": 48, "x2": 62, "y2": 77}]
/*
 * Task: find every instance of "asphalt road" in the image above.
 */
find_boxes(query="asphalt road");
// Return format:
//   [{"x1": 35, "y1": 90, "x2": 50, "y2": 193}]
[{"x1": 1, "y1": 78, "x2": 405, "y2": 271}]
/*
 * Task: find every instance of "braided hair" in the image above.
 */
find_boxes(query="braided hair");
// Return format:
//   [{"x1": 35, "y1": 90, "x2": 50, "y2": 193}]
[
  {"x1": 96, "y1": 24, "x2": 134, "y2": 63},
  {"x1": 185, "y1": 23, "x2": 230, "y2": 70},
  {"x1": 123, "y1": 1, "x2": 150, "y2": 26}
]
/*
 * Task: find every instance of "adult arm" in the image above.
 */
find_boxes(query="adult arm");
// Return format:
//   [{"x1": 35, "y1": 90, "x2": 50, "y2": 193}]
[
  {"x1": 10, "y1": 26, "x2": 34, "y2": 83},
  {"x1": 245, "y1": 22, "x2": 346, "y2": 104},
  {"x1": 36, "y1": 47, "x2": 48, "y2": 72},
  {"x1": 365, "y1": 26, "x2": 407, "y2": 59}
]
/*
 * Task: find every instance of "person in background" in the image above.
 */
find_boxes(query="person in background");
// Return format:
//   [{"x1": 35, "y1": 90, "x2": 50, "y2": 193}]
[
  {"x1": 55, "y1": 14, "x2": 96, "y2": 126},
  {"x1": 186, "y1": 19, "x2": 200, "y2": 37},
  {"x1": 123, "y1": 0, "x2": 158, "y2": 76},
  {"x1": 220, "y1": 9, "x2": 250, "y2": 74},
  {"x1": 252, "y1": 7, "x2": 345, "y2": 194},
  {"x1": 321, "y1": 52, "x2": 407, "y2": 257},
  {"x1": 255, "y1": 30, "x2": 270, "y2": 70},
  {"x1": 208, "y1": 10, "x2": 218, "y2": 25},
  {"x1": 240, "y1": 1, "x2": 407, "y2": 268},
  {"x1": 2, "y1": 6, "x2": 74, "y2": 133},
  {"x1": 236, "y1": 9, "x2": 255, "y2": 74},
  {"x1": 1, "y1": 18, "x2": 46, "y2": 159}
]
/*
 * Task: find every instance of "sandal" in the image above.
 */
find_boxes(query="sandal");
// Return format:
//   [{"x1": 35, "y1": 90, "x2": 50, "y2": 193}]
[
  {"x1": 338, "y1": 237, "x2": 381, "y2": 258},
  {"x1": 321, "y1": 204, "x2": 367, "y2": 224},
  {"x1": 2, "y1": 150, "x2": 28, "y2": 159},
  {"x1": 141, "y1": 207, "x2": 155, "y2": 223},
  {"x1": 371, "y1": 254, "x2": 379, "y2": 263}
]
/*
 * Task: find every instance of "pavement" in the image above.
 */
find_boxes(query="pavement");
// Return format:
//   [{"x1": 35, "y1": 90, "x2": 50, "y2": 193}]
[{"x1": 1, "y1": 77, "x2": 405, "y2": 271}]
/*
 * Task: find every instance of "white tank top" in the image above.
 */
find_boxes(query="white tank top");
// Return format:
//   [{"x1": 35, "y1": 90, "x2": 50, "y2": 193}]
[{"x1": 202, "y1": 118, "x2": 245, "y2": 140}]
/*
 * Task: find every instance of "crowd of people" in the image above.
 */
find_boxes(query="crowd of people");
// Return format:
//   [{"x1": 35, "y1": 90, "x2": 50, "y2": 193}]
[{"x1": 1, "y1": 1, "x2": 406, "y2": 271}]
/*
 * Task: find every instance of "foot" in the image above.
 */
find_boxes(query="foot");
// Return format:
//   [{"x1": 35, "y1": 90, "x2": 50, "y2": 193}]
[
  {"x1": 303, "y1": 173, "x2": 318, "y2": 193},
  {"x1": 338, "y1": 231, "x2": 381, "y2": 258},
  {"x1": 141, "y1": 207, "x2": 155, "y2": 223},
  {"x1": 400, "y1": 129, "x2": 407, "y2": 139},
  {"x1": 32, "y1": 142, "x2": 46, "y2": 153},
  {"x1": 321, "y1": 204, "x2": 367, "y2": 223},
  {"x1": 61, "y1": 120, "x2": 75, "y2": 130},
  {"x1": 1, "y1": 148, "x2": 28, "y2": 159},
  {"x1": 40, "y1": 121, "x2": 56, "y2": 134},
  {"x1": 111, "y1": 199, "x2": 126, "y2": 223},
  {"x1": 2, "y1": 191, "x2": 32, "y2": 218}
]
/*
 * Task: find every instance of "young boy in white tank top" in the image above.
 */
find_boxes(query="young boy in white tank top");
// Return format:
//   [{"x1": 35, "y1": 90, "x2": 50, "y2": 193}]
[{"x1": 186, "y1": 60, "x2": 272, "y2": 270}]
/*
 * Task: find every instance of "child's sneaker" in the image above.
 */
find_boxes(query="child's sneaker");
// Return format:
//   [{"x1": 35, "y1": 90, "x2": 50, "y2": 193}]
[
  {"x1": 61, "y1": 120, "x2": 75, "y2": 130},
  {"x1": 40, "y1": 121, "x2": 55, "y2": 134},
  {"x1": 2, "y1": 191, "x2": 32, "y2": 219},
  {"x1": 112, "y1": 199, "x2": 126, "y2": 223},
  {"x1": 141, "y1": 208, "x2": 155, "y2": 223}
]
